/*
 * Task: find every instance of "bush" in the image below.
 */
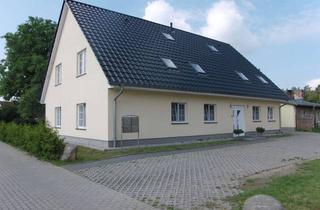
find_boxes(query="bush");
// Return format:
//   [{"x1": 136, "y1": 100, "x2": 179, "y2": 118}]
[
  {"x1": 233, "y1": 129, "x2": 244, "y2": 136},
  {"x1": 0, "y1": 122, "x2": 64, "y2": 160},
  {"x1": 256, "y1": 127, "x2": 265, "y2": 134},
  {"x1": 0, "y1": 102, "x2": 21, "y2": 123}
]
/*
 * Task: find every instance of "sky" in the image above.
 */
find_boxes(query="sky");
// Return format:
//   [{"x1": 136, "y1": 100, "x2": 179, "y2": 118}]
[{"x1": 0, "y1": 0, "x2": 319, "y2": 90}]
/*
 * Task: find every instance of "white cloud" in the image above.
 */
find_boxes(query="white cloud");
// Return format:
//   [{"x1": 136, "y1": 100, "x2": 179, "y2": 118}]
[
  {"x1": 306, "y1": 78, "x2": 320, "y2": 90},
  {"x1": 143, "y1": 0, "x2": 259, "y2": 53},
  {"x1": 265, "y1": 7, "x2": 320, "y2": 44},
  {"x1": 142, "y1": 0, "x2": 320, "y2": 54},
  {"x1": 200, "y1": 1, "x2": 260, "y2": 54},
  {"x1": 143, "y1": 0, "x2": 192, "y2": 32}
]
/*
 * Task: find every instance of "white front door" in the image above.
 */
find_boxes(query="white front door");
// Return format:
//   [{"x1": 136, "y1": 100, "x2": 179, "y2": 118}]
[{"x1": 232, "y1": 106, "x2": 246, "y2": 136}]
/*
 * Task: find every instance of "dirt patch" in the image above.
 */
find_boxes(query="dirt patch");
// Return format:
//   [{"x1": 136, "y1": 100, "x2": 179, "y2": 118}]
[{"x1": 241, "y1": 164, "x2": 298, "y2": 190}]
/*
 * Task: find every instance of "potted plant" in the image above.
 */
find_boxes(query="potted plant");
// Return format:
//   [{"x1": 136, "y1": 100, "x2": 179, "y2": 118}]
[
  {"x1": 233, "y1": 129, "x2": 244, "y2": 137},
  {"x1": 256, "y1": 127, "x2": 265, "y2": 136}
]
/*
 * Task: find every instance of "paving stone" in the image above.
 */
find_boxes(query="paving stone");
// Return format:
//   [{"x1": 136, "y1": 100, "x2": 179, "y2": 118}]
[
  {"x1": 0, "y1": 142, "x2": 155, "y2": 210},
  {"x1": 75, "y1": 132, "x2": 320, "y2": 209}
]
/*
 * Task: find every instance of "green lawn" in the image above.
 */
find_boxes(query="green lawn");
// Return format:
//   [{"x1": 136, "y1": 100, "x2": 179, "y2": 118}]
[
  {"x1": 312, "y1": 128, "x2": 320, "y2": 133},
  {"x1": 54, "y1": 139, "x2": 244, "y2": 165},
  {"x1": 231, "y1": 159, "x2": 320, "y2": 210}
]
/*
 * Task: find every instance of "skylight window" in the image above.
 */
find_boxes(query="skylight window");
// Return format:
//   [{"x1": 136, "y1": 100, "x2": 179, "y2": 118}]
[
  {"x1": 236, "y1": 71, "x2": 249, "y2": 80},
  {"x1": 190, "y1": 63, "x2": 205, "y2": 74},
  {"x1": 257, "y1": 75, "x2": 268, "y2": 84},
  {"x1": 208, "y1": 44, "x2": 218, "y2": 52},
  {"x1": 161, "y1": 58, "x2": 177, "y2": 69},
  {"x1": 162, "y1": 32, "x2": 175, "y2": 41}
]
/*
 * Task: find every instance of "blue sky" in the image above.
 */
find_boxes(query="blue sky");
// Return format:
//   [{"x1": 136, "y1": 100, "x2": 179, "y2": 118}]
[{"x1": 0, "y1": 0, "x2": 320, "y2": 90}]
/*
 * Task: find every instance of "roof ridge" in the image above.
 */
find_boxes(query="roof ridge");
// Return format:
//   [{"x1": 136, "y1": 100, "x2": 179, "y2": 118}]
[{"x1": 66, "y1": 0, "x2": 229, "y2": 46}]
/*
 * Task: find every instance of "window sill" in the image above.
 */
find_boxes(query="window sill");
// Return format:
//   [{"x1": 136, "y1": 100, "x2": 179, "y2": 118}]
[
  {"x1": 204, "y1": 121, "x2": 218, "y2": 124},
  {"x1": 171, "y1": 122, "x2": 188, "y2": 125},
  {"x1": 76, "y1": 127, "x2": 87, "y2": 130},
  {"x1": 55, "y1": 126, "x2": 61, "y2": 129},
  {"x1": 268, "y1": 120, "x2": 276, "y2": 122},
  {"x1": 76, "y1": 73, "x2": 87, "y2": 78},
  {"x1": 253, "y1": 120, "x2": 262, "y2": 123},
  {"x1": 55, "y1": 83, "x2": 62, "y2": 87}
]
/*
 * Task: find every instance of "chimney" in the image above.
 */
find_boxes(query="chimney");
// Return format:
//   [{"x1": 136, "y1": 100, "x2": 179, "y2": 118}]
[{"x1": 170, "y1": 22, "x2": 173, "y2": 30}]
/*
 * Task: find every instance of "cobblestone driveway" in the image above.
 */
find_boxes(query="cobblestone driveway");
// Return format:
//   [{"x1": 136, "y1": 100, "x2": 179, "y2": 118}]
[
  {"x1": 75, "y1": 133, "x2": 320, "y2": 209},
  {"x1": 0, "y1": 142, "x2": 154, "y2": 210}
]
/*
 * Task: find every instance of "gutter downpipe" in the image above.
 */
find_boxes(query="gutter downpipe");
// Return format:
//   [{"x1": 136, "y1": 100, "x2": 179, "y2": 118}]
[
  {"x1": 279, "y1": 103, "x2": 287, "y2": 132},
  {"x1": 113, "y1": 86, "x2": 124, "y2": 148}
]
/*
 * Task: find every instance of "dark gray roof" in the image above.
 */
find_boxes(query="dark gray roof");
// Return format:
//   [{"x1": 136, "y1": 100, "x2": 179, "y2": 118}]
[
  {"x1": 288, "y1": 99, "x2": 320, "y2": 108},
  {"x1": 66, "y1": 0, "x2": 288, "y2": 101}
]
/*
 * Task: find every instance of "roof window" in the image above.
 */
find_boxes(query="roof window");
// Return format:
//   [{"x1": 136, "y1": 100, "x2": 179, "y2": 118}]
[
  {"x1": 162, "y1": 32, "x2": 175, "y2": 41},
  {"x1": 208, "y1": 44, "x2": 218, "y2": 52},
  {"x1": 236, "y1": 71, "x2": 249, "y2": 80},
  {"x1": 161, "y1": 58, "x2": 177, "y2": 69},
  {"x1": 257, "y1": 75, "x2": 268, "y2": 84},
  {"x1": 190, "y1": 63, "x2": 205, "y2": 73}
]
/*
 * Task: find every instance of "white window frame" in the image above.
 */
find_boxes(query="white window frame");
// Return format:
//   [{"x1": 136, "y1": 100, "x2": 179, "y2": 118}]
[
  {"x1": 171, "y1": 102, "x2": 186, "y2": 123},
  {"x1": 77, "y1": 49, "x2": 86, "y2": 76},
  {"x1": 190, "y1": 63, "x2": 206, "y2": 74},
  {"x1": 76, "y1": 103, "x2": 86, "y2": 129},
  {"x1": 267, "y1": 106, "x2": 274, "y2": 121},
  {"x1": 55, "y1": 107, "x2": 61, "y2": 128},
  {"x1": 55, "y1": 64, "x2": 62, "y2": 85},
  {"x1": 252, "y1": 106, "x2": 260, "y2": 121},
  {"x1": 162, "y1": 32, "x2": 175, "y2": 41},
  {"x1": 257, "y1": 75, "x2": 268, "y2": 84},
  {"x1": 236, "y1": 71, "x2": 249, "y2": 81},
  {"x1": 204, "y1": 104, "x2": 216, "y2": 122},
  {"x1": 161, "y1": 58, "x2": 177, "y2": 69}
]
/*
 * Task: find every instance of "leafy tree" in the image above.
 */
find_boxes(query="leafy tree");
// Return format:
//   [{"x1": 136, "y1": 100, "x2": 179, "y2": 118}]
[
  {"x1": 0, "y1": 17, "x2": 56, "y2": 123},
  {"x1": 304, "y1": 85, "x2": 320, "y2": 103}
]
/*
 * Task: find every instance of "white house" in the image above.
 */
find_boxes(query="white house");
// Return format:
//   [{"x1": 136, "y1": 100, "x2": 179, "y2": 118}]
[{"x1": 41, "y1": 0, "x2": 288, "y2": 150}]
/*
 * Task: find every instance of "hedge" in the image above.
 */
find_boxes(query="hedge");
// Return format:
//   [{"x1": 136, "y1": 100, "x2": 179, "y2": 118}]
[{"x1": 0, "y1": 122, "x2": 64, "y2": 160}]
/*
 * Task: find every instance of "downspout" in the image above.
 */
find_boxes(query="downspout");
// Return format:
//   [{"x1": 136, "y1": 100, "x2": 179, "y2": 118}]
[
  {"x1": 113, "y1": 86, "x2": 124, "y2": 148},
  {"x1": 279, "y1": 103, "x2": 286, "y2": 132}
]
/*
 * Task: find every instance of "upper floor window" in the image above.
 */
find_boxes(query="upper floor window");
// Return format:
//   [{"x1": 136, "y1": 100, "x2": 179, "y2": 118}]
[
  {"x1": 267, "y1": 106, "x2": 274, "y2": 120},
  {"x1": 204, "y1": 104, "x2": 215, "y2": 122},
  {"x1": 252, "y1": 106, "x2": 260, "y2": 121},
  {"x1": 161, "y1": 58, "x2": 177, "y2": 69},
  {"x1": 77, "y1": 103, "x2": 86, "y2": 129},
  {"x1": 55, "y1": 107, "x2": 61, "y2": 128},
  {"x1": 236, "y1": 71, "x2": 249, "y2": 81},
  {"x1": 77, "y1": 49, "x2": 86, "y2": 76},
  {"x1": 171, "y1": 103, "x2": 186, "y2": 122},
  {"x1": 55, "y1": 64, "x2": 62, "y2": 85}
]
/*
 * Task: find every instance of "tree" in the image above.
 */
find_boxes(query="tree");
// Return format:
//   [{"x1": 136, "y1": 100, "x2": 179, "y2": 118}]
[
  {"x1": 0, "y1": 17, "x2": 56, "y2": 123},
  {"x1": 304, "y1": 85, "x2": 320, "y2": 103}
]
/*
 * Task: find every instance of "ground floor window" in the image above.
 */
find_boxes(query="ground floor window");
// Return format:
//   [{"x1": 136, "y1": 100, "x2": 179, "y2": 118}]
[
  {"x1": 252, "y1": 106, "x2": 260, "y2": 121},
  {"x1": 55, "y1": 107, "x2": 61, "y2": 128},
  {"x1": 267, "y1": 106, "x2": 274, "y2": 120},
  {"x1": 171, "y1": 103, "x2": 186, "y2": 122},
  {"x1": 77, "y1": 103, "x2": 86, "y2": 129},
  {"x1": 204, "y1": 104, "x2": 215, "y2": 122}
]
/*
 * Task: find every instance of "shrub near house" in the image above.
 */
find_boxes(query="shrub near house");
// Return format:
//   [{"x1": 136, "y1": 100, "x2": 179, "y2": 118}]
[{"x1": 0, "y1": 122, "x2": 64, "y2": 160}]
